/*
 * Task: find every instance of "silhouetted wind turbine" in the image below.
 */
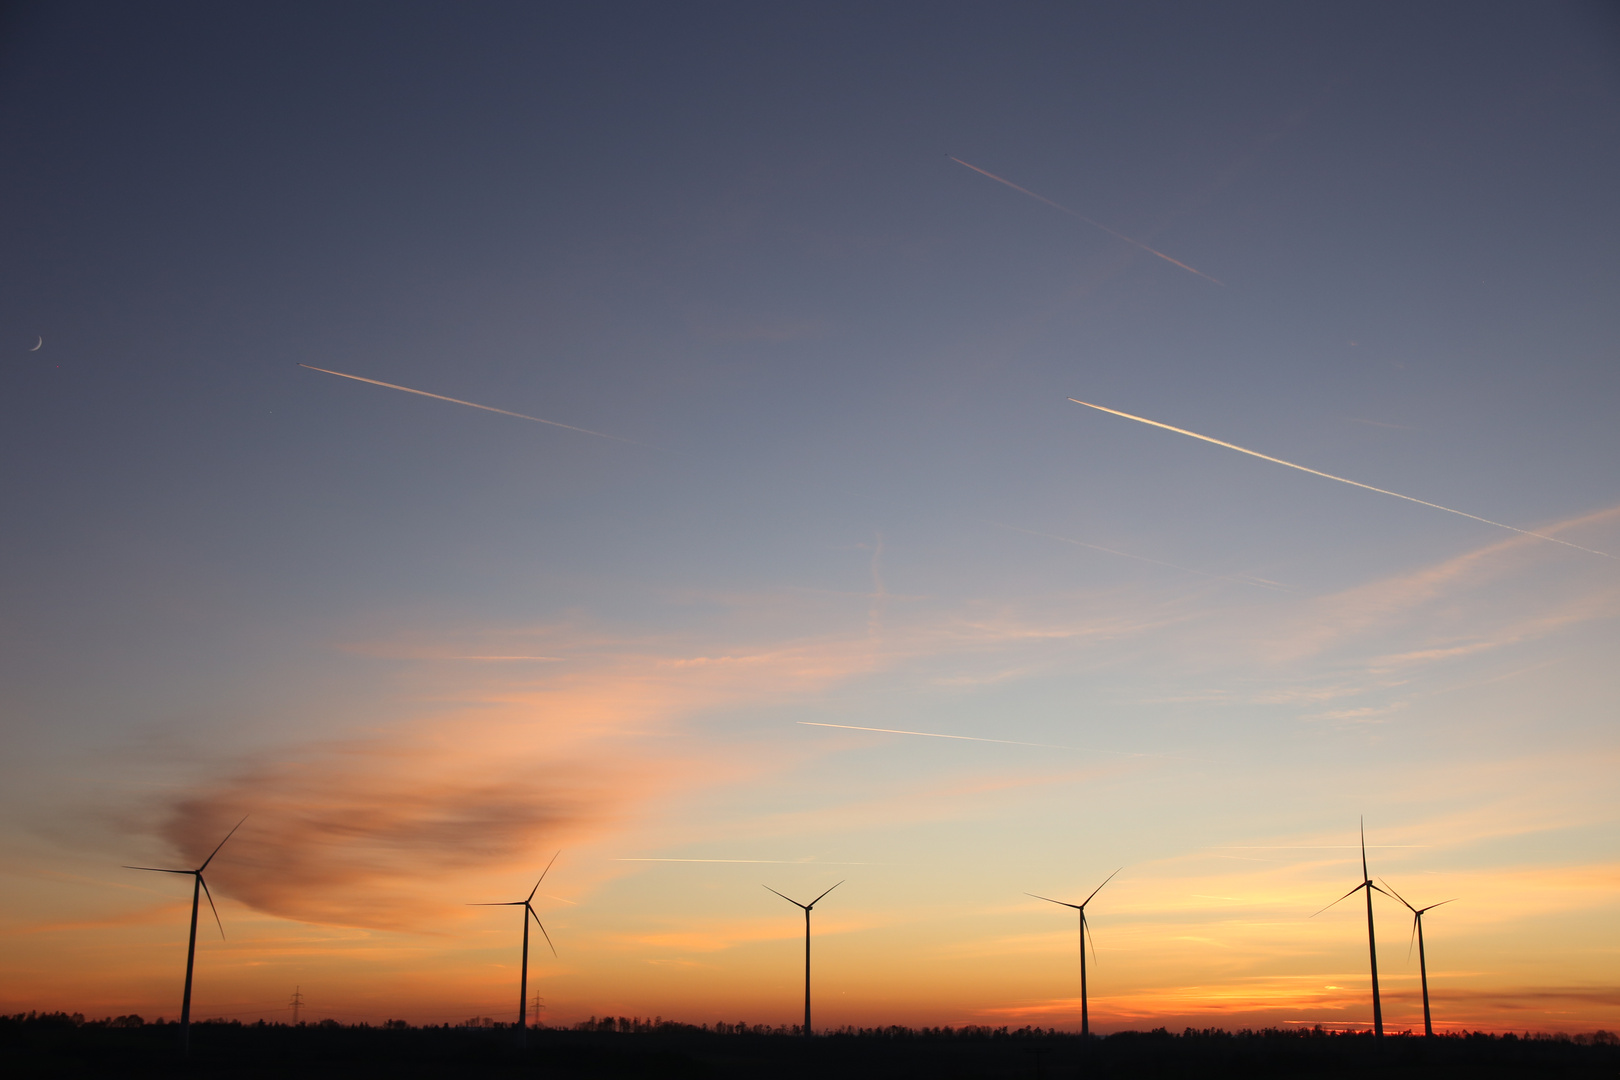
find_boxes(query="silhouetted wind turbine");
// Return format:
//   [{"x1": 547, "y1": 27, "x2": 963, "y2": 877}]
[
  {"x1": 1028, "y1": 868, "x2": 1120, "y2": 1037},
  {"x1": 763, "y1": 881, "x2": 841, "y2": 1036},
  {"x1": 1380, "y1": 878, "x2": 1455, "y2": 1037},
  {"x1": 472, "y1": 851, "x2": 560, "y2": 1042},
  {"x1": 1312, "y1": 819, "x2": 1389, "y2": 1038},
  {"x1": 124, "y1": 816, "x2": 246, "y2": 1056}
]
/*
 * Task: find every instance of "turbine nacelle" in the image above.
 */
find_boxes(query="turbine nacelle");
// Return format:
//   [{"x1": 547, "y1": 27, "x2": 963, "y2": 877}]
[
  {"x1": 124, "y1": 815, "x2": 247, "y2": 941},
  {"x1": 763, "y1": 881, "x2": 842, "y2": 912},
  {"x1": 470, "y1": 851, "x2": 562, "y2": 958}
]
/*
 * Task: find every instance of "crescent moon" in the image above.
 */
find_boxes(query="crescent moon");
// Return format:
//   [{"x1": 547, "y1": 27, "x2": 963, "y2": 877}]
[{"x1": 29, "y1": 336, "x2": 42, "y2": 351}]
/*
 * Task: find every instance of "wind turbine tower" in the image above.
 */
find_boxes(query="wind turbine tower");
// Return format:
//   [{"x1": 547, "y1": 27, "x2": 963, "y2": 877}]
[
  {"x1": 124, "y1": 816, "x2": 247, "y2": 1056},
  {"x1": 763, "y1": 881, "x2": 842, "y2": 1036},
  {"x1": 471, "y1": 851, "x2": 560, "y2": 1042},
  {"x1": 1028, "y1": 868, "x2": 1120, "y2": 1036},
  {"x1": 1314, "y1": 820, "x2": 1389, "y2": 1038},
  {"x1": 1381, "y1": 879, "x2": 1455, "y2": 1037}
]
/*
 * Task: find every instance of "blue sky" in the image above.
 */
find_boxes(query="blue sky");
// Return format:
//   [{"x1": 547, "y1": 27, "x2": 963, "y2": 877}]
[{"x1": 2, "y1": 1, "x2": 1618, "y2": 1031}]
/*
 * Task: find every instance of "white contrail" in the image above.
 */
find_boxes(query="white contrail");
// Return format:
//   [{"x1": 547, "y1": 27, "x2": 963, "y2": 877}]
[
  {"x1": 299, "y1": 364, "x2": 648, "y2": 447},
  {"x1": 948, "y1": 156, "x2": 1223, "y2": 285},
  {"x1": 612, "y1": 858, "x2": 880, "y2": 865},
  {"x1": 1070, "y1": 398, "x2": 1614, "y2": 559},
  {"x1": 992, "y1": 522, "x2": 1289, "y2": 592},
  {"x1": 797, "y1": 721, "x2": 1136, "y2": 755},
  {"x1": 1213, "y1": 845, "x2": 1428, "y2": 850}
]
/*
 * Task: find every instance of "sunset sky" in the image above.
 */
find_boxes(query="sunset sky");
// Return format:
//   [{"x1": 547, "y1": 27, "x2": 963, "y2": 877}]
[{"x1": 2, "y1": 1, "x2": 1618, "y2": 1034}]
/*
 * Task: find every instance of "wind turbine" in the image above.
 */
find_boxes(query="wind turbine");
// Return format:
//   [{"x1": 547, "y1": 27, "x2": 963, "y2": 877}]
[
  {"x1": 1380, "y1": 878, "x2": 1455, "y2": 1037},
  {"x1": 763, "y1": 881, "x2": 841, "y2": 1036},
  {"x1": 124, "y1": 815, "x2": 247, "y2": 1056},
  {"x1": 1312, "y1": 819, "x2": 1389, "y2": 1038},
  {"x1": 1028, "y1": 868, "x2": 1120, "y2": 1037},
  {"x1": 471, "y1": 851, "x2": 560, "y2": 1041}
]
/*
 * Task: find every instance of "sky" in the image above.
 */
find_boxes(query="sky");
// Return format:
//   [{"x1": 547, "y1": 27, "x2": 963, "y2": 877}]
[{"x1": 2, "y1": 0, "x2": 1618, "y2": 1035}]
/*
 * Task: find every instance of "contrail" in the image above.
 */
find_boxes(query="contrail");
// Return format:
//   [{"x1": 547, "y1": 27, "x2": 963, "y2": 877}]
[
  {"x1": 948, "y1": 156, "x2": 1223, "y2": 285},
  {"x1": 450, "y1": 656, "x2": 565, "y2": 661},
  {"x1": 1213, "y1": 845, "x2": 1428, "y2": 850},
  {"x1": 299, "y1": 364, "x2": 648, "y2": 447},
  {"x1": 797, "y1": 721, "x2": 1137, "y2": 755},
  {"x1": 1070, "y1": 398, "x2": 1614, "y2": 559},
  {"x1": 993, "y1": 522, "x2": 1289, "y2": 592},
  {"x1": 612, "y1": 858, "x2": 881, "y2": 865}
]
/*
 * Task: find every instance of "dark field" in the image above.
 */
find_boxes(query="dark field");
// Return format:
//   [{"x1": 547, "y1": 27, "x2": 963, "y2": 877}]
[{"x1": 7, "y1": 1014, "x2": 1619, "y2": 1078}]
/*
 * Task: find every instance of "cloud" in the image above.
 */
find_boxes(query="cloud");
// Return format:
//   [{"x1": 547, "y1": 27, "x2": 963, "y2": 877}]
[
  {"x1": 163, "y1": 741, "x2": 625, "y2": 930},
  {"x1": 1302, "y1": 703, "x2": 1406, "y2": 723},
  {"x1": 610, "y1": 912, "x2": 874, "y2": 955},
  {"x1": 1422, "y1": 986, "x2": 1620, "y2": 1009},
  {"x1": 131, "y1": 506, "x2": 1620, "y2": 943},
  {"x1": 1128, "y1": 501, "x2": 1620, "y2": 722},
  {"x1": 1268, "y1": 503, "x2": 1620, "y2": 666},
  {"x1": 972, "y1": 982, "x2": 1620, "y2": 1030},
  {"x1": 148, "y1": 599, "x2": 1167, "y2": 932}
]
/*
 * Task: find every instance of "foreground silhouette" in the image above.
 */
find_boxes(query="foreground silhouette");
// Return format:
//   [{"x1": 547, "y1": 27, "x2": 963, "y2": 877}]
[
  {"x1": 123, "y1": 816, "x2": 246, "y2": 1057},
  {"x1": 1313, "y1": 821, "x2": 1387, "y2": 1038},
  {"x1": 7, "y1": 1014, "x2": 1618, "y2": 1079},
  {"x1": 763, "y1": 881, "x2": 841, "y2": 1037},
  {"x1": 469, "y1": 851, "x2": 561, "y2": 1044},
  {"x1": 1027, "y1": 868, "x2": 1120, "y2": 1037}
]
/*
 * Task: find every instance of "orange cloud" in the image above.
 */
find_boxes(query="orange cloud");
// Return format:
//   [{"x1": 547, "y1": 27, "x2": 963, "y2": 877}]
[
  {"x1": 164, "y1": 744, "x2": 629, "y2": 930},
  {"x1": 148, "y1": 600, "x2": 1164, "y2": 934}
]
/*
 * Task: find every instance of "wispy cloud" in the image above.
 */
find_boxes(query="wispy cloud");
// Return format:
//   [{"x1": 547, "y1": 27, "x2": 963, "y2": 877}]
[
  {"x1": 1302, "y1": 702, "x2": 1406, "y2": 723},
  {"x1": 994, "y1": 522, "x2": 1290, "y2": 592},
  {"x1": 145, "y1": 598, "x2": 1167, "y2": 931},
  {"x1": 797, "y1": 720, "x2": 1137, "y2": 755},
  {"x1": 124, "y1": 507, "x2": 1620, "y2": 978},
  {"x1": 1266, "y1": 503, "x2": 1620, "y2": 666}
]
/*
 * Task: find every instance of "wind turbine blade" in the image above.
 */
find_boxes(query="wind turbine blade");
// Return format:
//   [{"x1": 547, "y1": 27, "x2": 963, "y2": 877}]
[
  {"x1": 1420, "y1": 898, "x2": 1458, "y2": 914},
  {"x1": 198, "y1": 815, "x2": 249, "y2": 872},
  {"x1": 1407, "y1": 913, "x2": 1419, "y2": 962},
  {"x1": 1311, "y1": 882, "x2": 1366, "y2": 918},
  {"x1": 199, "y1": 875, "x2": 226, "y2": 940},
  {"x1": 1082, "y1": 867, "x2": 1123, "y2": 908},
  {"x1": 529, "y1": 905, "x2": 558, "y2": 957},
  {"x1": 527, "y1": 850, "x2": 563, "y2": 903},
  {"x1": 1378, "y1": 878, "x2": 1417, "y2": 913},
  {"x1": 1360, "y1": 818, "x2": 1369, "y2": 882},
  {"x1": 809, "y1": 881, "x2": 844, "y2": 908},
  {"x1": 124, "y1": 866, "x2": 194, "y2": 875},
  {"x1": 1083, "y1": 911, "x2": 1099, "y2": 967},
  {"x1": 1026, "y1": 892, "x2": 1082, "y2": 910},
  {"x1": 467, "y1": 901, "x2": 525, "y2": 906},
  {"x1": 762, "y1": 885, "x2": 808, "y2": 909}
]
